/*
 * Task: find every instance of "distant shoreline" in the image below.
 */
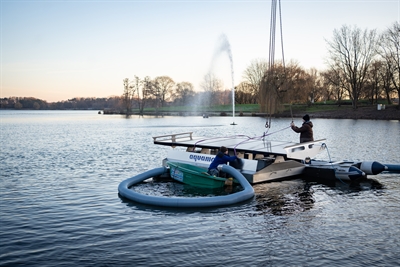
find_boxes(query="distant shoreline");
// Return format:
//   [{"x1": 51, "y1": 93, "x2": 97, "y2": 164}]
[
  {"x1": 102, "y1": 105, "x2": 400, "y2": 121},
  {"x1": 284, "y1": 105, "x2": 400, "y2": 121},
  {"x1": 2, "y1": 104, "x2": 399, "y2": 121}
]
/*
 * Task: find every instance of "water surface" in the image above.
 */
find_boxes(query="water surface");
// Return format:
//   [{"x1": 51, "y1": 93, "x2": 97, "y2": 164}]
[{"x1": 1, "y1": 110, "x2": 399, "y2": 266}]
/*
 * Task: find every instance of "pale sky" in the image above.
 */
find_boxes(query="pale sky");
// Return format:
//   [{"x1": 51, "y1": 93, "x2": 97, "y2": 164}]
[{"x1": 1, "y1": 0, "x2": 399, "y2": 102}]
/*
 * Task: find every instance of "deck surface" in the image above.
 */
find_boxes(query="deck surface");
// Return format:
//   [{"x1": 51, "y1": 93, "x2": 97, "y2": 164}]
[{"x1": 153, "y1": 134, "x2": 297, "y2": 156}]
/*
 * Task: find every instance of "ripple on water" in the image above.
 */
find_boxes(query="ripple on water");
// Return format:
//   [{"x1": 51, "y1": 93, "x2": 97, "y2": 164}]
[{"x1": 1, "y1": 111, "x2": 400, "y2": 266}]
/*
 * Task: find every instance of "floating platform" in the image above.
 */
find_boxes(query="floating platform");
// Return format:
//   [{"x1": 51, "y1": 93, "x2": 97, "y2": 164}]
[{"x1": 118, "y1": 132, "x2": 400, "y2": 208}]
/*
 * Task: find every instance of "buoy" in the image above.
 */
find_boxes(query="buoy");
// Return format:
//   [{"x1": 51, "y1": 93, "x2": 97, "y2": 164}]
[
  {"x1": 384, "y1": 164, "x2": 400, "y2": 173},
  {"x1": 359, "y1": 161, "x2": 387, "y2": 175}
]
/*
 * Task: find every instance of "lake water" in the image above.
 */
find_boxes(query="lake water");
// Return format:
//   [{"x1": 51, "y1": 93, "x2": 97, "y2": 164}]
[{"x1": 1, "y1": 110, "x2": 399, "y2": 266}]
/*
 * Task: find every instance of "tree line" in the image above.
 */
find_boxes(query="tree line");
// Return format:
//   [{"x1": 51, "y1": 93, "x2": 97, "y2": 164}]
[
  {"x1": 0, "y1": 96, "x2": 122, "y2": 110},
  {"x1": 120, "y1": 73, "x2": 234, "y2": 115},
  {"x1": 257, "y1": 22, "x2": 400, "y2": 112},
  {"x1": 121, "y1": 22, "x2": 399, "y2": 114},
  {"x1": 2, "y1": 23, "x2": 398, "y2": 112}
]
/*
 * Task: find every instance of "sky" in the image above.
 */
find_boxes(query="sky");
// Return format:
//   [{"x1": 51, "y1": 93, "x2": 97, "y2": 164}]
[{"x1": 1, "y1": 0, "x2": 399, "y2": 103}]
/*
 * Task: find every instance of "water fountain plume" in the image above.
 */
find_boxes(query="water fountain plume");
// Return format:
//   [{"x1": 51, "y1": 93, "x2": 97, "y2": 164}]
[{"x1": 209, "y1": 33, "x2": 236, "y2": 125}]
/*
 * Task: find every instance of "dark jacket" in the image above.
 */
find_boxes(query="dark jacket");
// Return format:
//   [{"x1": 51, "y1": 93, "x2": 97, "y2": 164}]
[
  {"x1": 291, "y1": 121, "x2": 314, "y2": 143},
  {"x1": 208, "y1": 152, "x2": 237, "y2": 170}
]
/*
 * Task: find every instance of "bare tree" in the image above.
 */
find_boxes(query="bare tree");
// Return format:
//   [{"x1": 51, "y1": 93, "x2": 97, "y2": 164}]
[
  {"x1": 319, "y1": 73, "x2": 334, "y2": 102},
  {"x1": 260, "y1": 61, "x2": 315, "y2": 113},
  {"x1": 378, "y1": 21, "x2": 400, "y2": 108},
  {"x1": 174, "y1": 82, "x2": 195, "y2": 106},
  {"x1": 199, "y1": 72, "x2": 223, "y2": 106},
  {"x1": 306, "y1": 68, "x2": 325, "y2": 103},
  {"x1": 379, "y1": 61, "x2": 395, "y2": 104},
  {"x1": 140, "y1": 76, "x2": 153, "y2": 114},
  {"x1": 242, "y1": 58, "x2": 268, "y2": 102},
  {"x1": 153, "y1": 76, "x2": 175, "y2": 108},
  {"x1": 259, "y1": 63, "x2": 287, "y2": 114},
  {"x1": 364, "y1": 60, "x2": 384, "y2": 104},
  {"x1": 235, "y1": 81, "x2": 255, "y2": 104},
  {"x1": 321, "y1": 69, "x2": 346, "y2": 104},
  {"x1": 14, "y1": 101, "x2": 23, "y2": 109},
  {"x1": 326, "y1": 25, "x2": 378, "y2": 109},
  {"x1": 217, "y1": 89, "x2": 232, "y2": 106},
  {"x1": 132, "y1": 76, "x2": 142, "y2": 111},
  {"x1": 122, "y1": 78, "x2": 134, "y2": 115},
  {"x1": 282, "y1": 62, "x2": 307, "y2": 104}
]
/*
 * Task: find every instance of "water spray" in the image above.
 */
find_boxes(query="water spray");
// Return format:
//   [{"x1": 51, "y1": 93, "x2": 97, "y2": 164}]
[{"x1": 209, "y1": 34, "x2": 236, "y2": 125}]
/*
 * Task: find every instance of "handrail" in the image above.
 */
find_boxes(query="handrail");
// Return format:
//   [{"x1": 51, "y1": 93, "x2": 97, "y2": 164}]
[
  {"x1": 283, "y1": 139, "x2": 327, "y2": 149},
  {"x1": 153, "y1": 132, "x2": 193, "y2": 142}
]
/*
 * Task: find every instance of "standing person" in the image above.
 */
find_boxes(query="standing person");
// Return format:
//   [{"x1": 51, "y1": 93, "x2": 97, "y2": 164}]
[
  {"x1": 290, "y1": 114, "x2": 314, "y2": 143},
  {"x1": 207, "y1": 146, "x2": 238, "y2": 177}
]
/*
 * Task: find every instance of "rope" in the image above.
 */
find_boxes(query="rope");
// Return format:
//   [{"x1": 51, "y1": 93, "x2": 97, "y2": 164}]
[
  {"x1": 278, "y1": 0, "x2": 285, "y2": 71},
  {"x1": 191, "y1": 119, "x2": 293, "y2": 157},
  {"x1": 263, "y1": 126, "x2": 291, "y2": 138},
  {"x1": 290, "y1": 105, "x2": 293, "y2": 123},
  {"x1": 322, "y1": 143, "x2": 346, "y2": 184},
  {"x1": 267, "y1": 0, "x2": 285, "y2": 129},
  {"x1": 190, "y1": 125, "x2": 292, "y2": 157},
  {"x1": 269, "y1": 0, "x2": 277, "y2": 68},
  {"x1": 231, "y1": 125, "x2": 291, "y2": 155}
]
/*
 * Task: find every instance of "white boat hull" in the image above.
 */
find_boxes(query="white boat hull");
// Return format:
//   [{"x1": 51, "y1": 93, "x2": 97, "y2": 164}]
[{"x1": 164, "y1": 150, "x2": 305, "y2": 184}]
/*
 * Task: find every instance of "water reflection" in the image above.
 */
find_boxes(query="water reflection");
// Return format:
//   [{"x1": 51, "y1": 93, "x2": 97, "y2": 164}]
[
  {"x1": 303, "y1": 176, "x2": 384, "y2": 192},
  {"x1": 251, "y1": 177, "x2": 384, "y2": 216},
  {"x1": 1, "y1": 111, "x2": 399, "y2": 267},
  {"x1": 121, "y1": 174, "x2": 385, "y2": 215},
  {"x1": 252, "y1": 179, "x2": 315, "y2": 215}
]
